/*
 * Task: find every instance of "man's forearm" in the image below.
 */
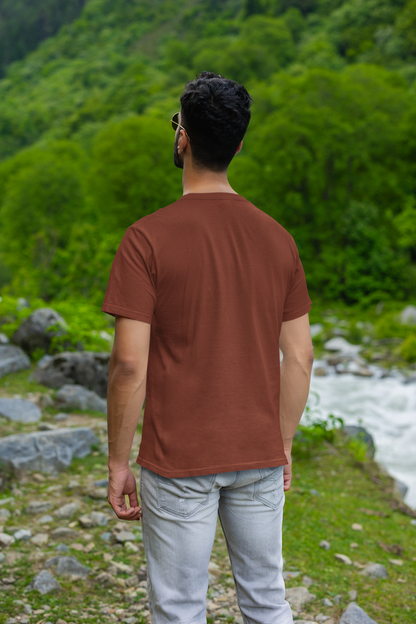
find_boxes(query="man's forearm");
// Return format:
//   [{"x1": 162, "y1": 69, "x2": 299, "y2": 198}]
[
  {"x1": 279, "y1": 356, "x2": 313, "y2": 450},
  {"x1": 107, "y1": 357, "x2": 146, "y2": 470}
]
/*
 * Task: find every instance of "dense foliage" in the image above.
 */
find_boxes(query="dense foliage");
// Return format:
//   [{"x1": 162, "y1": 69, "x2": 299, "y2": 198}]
[{"x1": 0, "y1": 0, "x2": 415, "y2": 306}]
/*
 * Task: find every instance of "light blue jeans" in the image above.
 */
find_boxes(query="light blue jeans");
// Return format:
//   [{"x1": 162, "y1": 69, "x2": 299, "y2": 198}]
[{"x1": 139, "y1": 465, "x2": 293, "y2": 624}]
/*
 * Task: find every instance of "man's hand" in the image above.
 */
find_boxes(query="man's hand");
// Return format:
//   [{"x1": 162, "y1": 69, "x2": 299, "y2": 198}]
[
  {"x1": 107, "y1": 466, "x2": 142, "y2": 521},
  {"x1": 283, "y1": 448, "x2": 292, "y2": 492}
]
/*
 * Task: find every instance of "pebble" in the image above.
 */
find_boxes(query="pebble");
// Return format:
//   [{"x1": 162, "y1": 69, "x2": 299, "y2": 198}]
[
  {"x1": 38, "y1": 514, "x2": 53, "y2": 524},
  {"x1": 360, "y1": 562, "x2": 389, "y2": 579},
  {"x1": 334, "y1": 553, "x2": 352, "y2": 565},
  {"x1": 95, "y1": 572, "x2": 117, "y2": 587},
  {"x1": 55, "y1": 502, "x2": 80, "y2": 519},
  {"x1": 54, "y1": 413, "x2": 69, "y2": 421},
  {"x1": 100, "y1": 532, "x2": 112, "y2": 542},
  {"x1": 310, "y1": 489, "x2": 320, "y2": 496},
  {"x1": 14, "y1": 528, "x2": 32, "y2": 541},
  {"x1": 315, "y1": 615, "x2": 331, "y2": 622},
  {"x1": 0, "y1": 508, "x2": 11, "y2": 520},
  {"x1": 55, "y1": 543, "x2": 70, "y2": 553},
  {"x1": 0, "y1": 552, "x2": 5, "y2": 563},
  {"x1": 45, "y1": 555, "x2": 90, "y2": 578},
  {"x1": 0, "y1": 532, "x2": 15, "y2": 546},
  {"x1": 348, "y1": 590, "x2": 357, "y2": 600},
  {"x1": 410, "y1": 519, "x2": 416, "y2": 526},
  {"x1": 389, "y1": 558, "x2": 403, "y2": 565},
  {"x1": 323, "y1": 598, "x2": 333, "y2": 606},
  {"x1": 31, "y1": 533, "x2": 49, "y2": 546},
  {"x1": 302, "y1": 575, "x2": 313, "y2": 587},
  {"x1": 94, "y1": 479, "x2": 109, "y2": 487},
  {"x1": 350, "y1": 543, "x2": 359, "y2": 549},
  {"x1": 125, "y1": 541, "x2": 140, "y2": 553},
  {"x1": 51, "y1": 527, "x2": 79, "y2": 540},
  {"x1": 285, "y1": 586, "x2": 316, "y2": 610},
  {"x1": 339, "y1": 602, "x2": 378, "y2": 624},
  {"x1": 320, "y1": 540, "x2": 330, "y2": 550},
  {"x1": 116, "y1": 531, "x2": 136, "y2": 543},
  {"x1": 334, "y1": 595, "x2": 341, "y2": 604},
  {"x1": 27, "y1": 570, "x2": 62, "y2": 594},
  {"x1": 25, "y1": 501, "x2": 52, "y2": 514},
  {"x1": 78, "y1": 511, "x2": 108, "y2": 528},
  {"x1": 86, "y1": 487, "x2": 108, "y2": 499},
  {"x1": 352, "y1": 523, "x2": 363, "y2": 531}
]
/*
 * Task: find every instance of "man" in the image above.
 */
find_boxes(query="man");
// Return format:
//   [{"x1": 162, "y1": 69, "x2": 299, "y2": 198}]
[{"x1": 102, "y1": 72, "x2": 314, "y2": 624}]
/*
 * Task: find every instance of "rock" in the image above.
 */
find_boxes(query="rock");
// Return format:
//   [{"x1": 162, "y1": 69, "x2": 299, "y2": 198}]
[
  {"x1": 45, "y1": 556, "x2": 90, "y2": 578},
  {"x1": 37, "y1": 354, "x2": 53, "y2": 368},
  {"x1": 393, "y1": 479, "x2": 408, "y2": 500},
  {"x1": 352, "y1": 523, "x2": 363, "y2": 531},
  {"x1": 94, "y1": 479, "x2": 109, "y2": 487},
  {"x1": 0, "y1": 427, "x2": 99, "y2": 475},
  {"x1": 335, "y1": 553, "x2": 352, "y2": 565},
  {"x1": 37, "y1": 422, "x2": 57, "y2": 431},
  {"x1": 349, "y1": 590, "x2": 358, "y2": 601},
  {"x1": 314, "y1": 366, "x2": 328, "y2": 377},
  {"x1": 108, "y1": 561, "x2": 134, "y2": 575},
  {"x1": 12, "y1": 308, "x2": 68, "y2": 357},
  {"x1": 310, "y1": 324, "x2": 324, "y2": 338},
  {"x1": 0, "y1": 345, "x2": 31, "y2": 379},
  {"x1": 310, "y1": 488, "x2": 320, "y2": 496},
  {"x1": 0, "y1": 553, "x2": 5, "y2": 563},
  {"x1": 85, "y1": 486, "x2": 107, "y2": 500},
  {"x1": 55, "y1": 384, "x2": 107, "y2": 414},
  {"x1": 360, "y1": 563, "x2": 388, "y2": 579},
  {"x1": 27, "y1": 570, "x2": 62, "y2": 594},
  {"x1": 14, "y1": 529, "x2": 32, "y2": 541},
  {"x1": 283, "y1": 570, "x2": 301, "y2": 580},
  {"x1": 115, "y1": 531, "x2": 136, "y2": 543},
  {"x1": 339, "y1": 602, "x2": 378, "y2": 623},
  {"x1": 320, "y1": 540, "x2": 331, "y2": 550},
  {"x1": 95, "y1": 572, "x2": 117, "y2": 587},
  {"x1": 31, "y1": 351, "x2": 110, "y2": 398},
  {"x1": 302, "y1": 575, "x2": 313, "y2": 587},
  {"x1": 0, "y1": 508, "x2": 11, "y2": 520},
  {"x1": 55, "y1": 543, "x2": 70, "y2": 553},
  {"x1": 388, "y1": 558, "x2": 403, "y2": 565},
  {"x1": 26, "y1": 501, "x2": 52, "y2": 514},
  {"x1": 334, "y1": 594, "x2": 342, "y2": 604},
  {"x1": 38, "y1": 514, "x2": 53, "y2": 524},
  {"x1": 125, "y1": 542, "x2": 140, "y2": 553},
  {"x1": 54, "y1": 413, "x2": 69, "y2": 422},
  {"x1": 323, "y1": 597, "x2": 333, "y2": 606},
  {"x1": 0, "y1": 398, "x2": 41, "y2": 423},
  {"x1": 78, "y1": 511, "x2": 108, "y2": 528},
  {"x1": 31, "y1": 533, "x2": 49, "y2": 546},
  {"x1": 0, "y1": 532, "x2": 15, "y2": 546},
  {"x1": 0, "y1": 333, "x2": 9, "y2": 344},
  {"x1": 400, "y1": 305, "x2": 416, "y2": 326},
  {"x1": 100, "y1": 532, "x2": 112, "y2": 542},
  {"x1": 285, "y1": 586, "x2": 316, "y2": 610},
  {"x1": 315, "y1": 615, "x2": 331, "y2": 622},
  {"x1": 51, "y1": 527, "x2": 79, "y2": 540},
  {"x1": 324, "y1": 338, "x2": 361, "y2": 357},
  {"x1": 54, "y1": 502, "x2": 79, "y2": 519},
  {"x1": 342, "y1": 426, "x2": 376, "y2": 459}
]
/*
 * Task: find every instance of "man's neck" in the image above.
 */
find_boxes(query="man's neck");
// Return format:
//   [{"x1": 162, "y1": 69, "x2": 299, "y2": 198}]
[{"x1": 182, "y1": 161, "x2": 238, "y2": 195}]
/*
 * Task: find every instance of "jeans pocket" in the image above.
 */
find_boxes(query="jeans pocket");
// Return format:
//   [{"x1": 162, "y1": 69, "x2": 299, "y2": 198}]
[
  {"x1": 156, "y1": 473, "x2": 216, "y2": 518},
  {"x1": 254, "y1": 466, "x2": 284, "y2": 509}
]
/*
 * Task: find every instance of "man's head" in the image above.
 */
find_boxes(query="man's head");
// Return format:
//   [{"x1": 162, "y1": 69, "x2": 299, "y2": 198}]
[{"x1": 174, "y1": 72, "x2": 252, "y2": 172}]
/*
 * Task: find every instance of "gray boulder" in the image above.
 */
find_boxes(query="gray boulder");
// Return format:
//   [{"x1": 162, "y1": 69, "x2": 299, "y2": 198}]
[
  {"x1": 339, "y1": 602, "x2": 378, "y2": 623},
  {"x1": 360, "y1": 563, "x2": 388, "y2": 579},
  {"x1": 0, "y1": 398, "x2": 41, "y2": 423},
  {"x1": 400, "y1": 305, "x2": 416, "y2": 326},
  {"x1": 343, "y1": 425, "x2": 376, "y2": 459},
  {"x1": 0, "y1": 345, "x2": 31, "y2": 379},
  {"x1": 25, "y1": 501, "x2": 52, "y2": 514},
  {"x1": 324, "y1": 337, "x2": 361, "y2": 357},
  {"x1": 12, "y1": 308, "x2": 68, "y2": 357},
  {"x1": 45, "y1": 555, "x2": 90, "y2": 578},
  {"x1": 0, "y1": 333, "x2": 9, "y2": 344},
  {"x1": 27, "y1": 570, "x2": 62, "y2": 595},
  {"x1": 31, "y1": 351, "x2": 110, "y2": 398},
  {"x1": 0, "y1": 427, "x2": 99, "y2": 475},
  {"x1": 55, "y1": 384, "x2": 107, "y2": 414}
]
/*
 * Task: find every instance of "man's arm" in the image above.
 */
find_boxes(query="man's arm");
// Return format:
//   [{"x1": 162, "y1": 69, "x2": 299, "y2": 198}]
[
  {"x1": 106, "y1": 316, "x2": 151, "y2": 521},
  {"x1": 279, "y1": 313, "x2": 314, "y2": 492}
]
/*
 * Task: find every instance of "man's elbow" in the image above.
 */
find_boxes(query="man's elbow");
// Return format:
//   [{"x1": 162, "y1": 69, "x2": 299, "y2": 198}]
[{"x1": 112, "y1": 356, "x2": 146, "y2": 383}]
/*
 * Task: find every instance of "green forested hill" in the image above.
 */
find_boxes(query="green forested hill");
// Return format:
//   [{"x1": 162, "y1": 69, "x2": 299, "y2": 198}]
[{"x1": 0, "y1": 0, "x2": 415, "y2": 305}]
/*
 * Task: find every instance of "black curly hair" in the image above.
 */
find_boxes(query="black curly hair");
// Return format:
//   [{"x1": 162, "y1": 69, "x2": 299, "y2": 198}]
[{"x1": 179, "y1": 71, "x2": 252, "y2": 172}]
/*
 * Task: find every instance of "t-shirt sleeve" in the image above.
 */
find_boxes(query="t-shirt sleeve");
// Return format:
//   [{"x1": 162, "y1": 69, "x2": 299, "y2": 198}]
[
  {"x1": 282, "y1": 243, "x2": 312, "y2": 322},
  {"x1": 101, "y1": 226, "x2": 156, "y2": 324}
]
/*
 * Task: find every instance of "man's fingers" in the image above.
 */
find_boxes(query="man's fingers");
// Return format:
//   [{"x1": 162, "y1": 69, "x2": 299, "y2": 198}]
[{"x1": 127, "y1": 489, "x2": 140, "y2": 509}]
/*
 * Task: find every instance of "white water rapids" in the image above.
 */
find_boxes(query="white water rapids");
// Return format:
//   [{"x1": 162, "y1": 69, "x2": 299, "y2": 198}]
[{"x1": 303, "y1": 362, "x2": 416, "y2": 509}]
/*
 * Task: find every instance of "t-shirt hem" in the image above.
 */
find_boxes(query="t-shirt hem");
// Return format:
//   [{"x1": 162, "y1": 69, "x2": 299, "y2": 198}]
[
  {"x1": 101, "y1": 303, "x2": 153, "y2": 324},
  {"x1": 136, "y1": 454, "x2": 288, "y2": 478},
  {"x1": 282, "y1": 301, "x2": 312, "y2": 322}
]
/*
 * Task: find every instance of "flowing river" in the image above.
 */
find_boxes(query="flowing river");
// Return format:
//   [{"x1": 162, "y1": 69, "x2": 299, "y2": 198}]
[{"x1": 303, "y1": 361, "x2": 416, "y2": 509}]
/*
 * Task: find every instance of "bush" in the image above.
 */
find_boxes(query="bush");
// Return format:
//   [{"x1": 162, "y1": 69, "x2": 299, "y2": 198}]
[{"x1": 400, "y1": 333, "x2": 416, "y2": 362}]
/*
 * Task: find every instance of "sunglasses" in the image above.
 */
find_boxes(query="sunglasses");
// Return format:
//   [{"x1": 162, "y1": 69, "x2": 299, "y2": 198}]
[{"x1": 170, "y1": 112, "x2": 190, "y2": 140}]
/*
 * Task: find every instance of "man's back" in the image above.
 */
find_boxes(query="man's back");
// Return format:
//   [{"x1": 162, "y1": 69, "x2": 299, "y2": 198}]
[{"x1": 102, "y1": 192, "x2": 311, "y2": 477}]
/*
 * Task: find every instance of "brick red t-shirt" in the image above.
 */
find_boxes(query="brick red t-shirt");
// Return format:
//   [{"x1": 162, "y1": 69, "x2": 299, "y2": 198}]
[{"x1": 102, "y1": 192, "x2": 311, "y2": 477}]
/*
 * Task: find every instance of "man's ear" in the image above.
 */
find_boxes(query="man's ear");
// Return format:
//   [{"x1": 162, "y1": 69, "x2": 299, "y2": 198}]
[
  {"x1": 177, "y1": 129, "x2": 189, "y2": 154},
  {"x1": 235, "y1": 140, "x2": 243, "y2": 155}
]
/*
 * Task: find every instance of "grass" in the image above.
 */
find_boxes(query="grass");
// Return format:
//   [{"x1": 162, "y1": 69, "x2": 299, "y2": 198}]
[{"x1": 0, "y1": 371, "x2": 415, "y2": 623}]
